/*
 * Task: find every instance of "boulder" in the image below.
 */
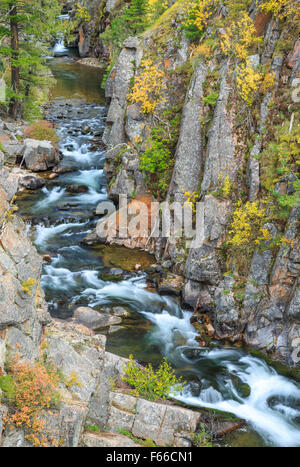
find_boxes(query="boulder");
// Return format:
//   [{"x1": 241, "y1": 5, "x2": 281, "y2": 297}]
[
  {"x1": 19, "y1": 175, "x2": 45, "y2": 190},
  {"x1": 201, "y1": 61, "x2": 237, "y2": 196},
  {"x1": 73, "y1": 307, "x2": 122, "y2": 330},
  {"x1": 66, "y1": 184, "x2": 89, "y2": 193},
  {"x1": 23, "y1": 139, "x2": 60, "y2": 171},
  {"x1": 1, "y1": 142, "x2": 24, "y2": 163},
  {"x1": 158, "y1": 273, "x2": 183, "y2": 296},
  {"x1": 52, "y1": 165, "x2": 77, "y2": 174}
]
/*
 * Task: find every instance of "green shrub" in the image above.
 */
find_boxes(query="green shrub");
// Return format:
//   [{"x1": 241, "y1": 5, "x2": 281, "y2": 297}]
[
  {"x1": 203, "y1": 91, "x2": 219, "y2": 106},
  {"x1": 192, "y1": 424, "x2": 213, "y2": 447},
  {"x1": 122, "y1": 355, "x2": 186, "y2": 401},
  {"x1": 0, "y1": 374, "x2": 16, "y2": 404},
  {"x1": 139, "y1": 137, "x2": 171, "y2": 174},
  {"x1": 139, "y1": 136, "x2": 173, "y2": 196},
  {"x1": 84, "y1": 424, "x2": 99, "y2": 432}
]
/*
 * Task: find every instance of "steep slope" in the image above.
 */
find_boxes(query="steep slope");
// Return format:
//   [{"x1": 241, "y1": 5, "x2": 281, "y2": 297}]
[{"x1": 89, "y1": 0, "x2": 300, "y2": 364}]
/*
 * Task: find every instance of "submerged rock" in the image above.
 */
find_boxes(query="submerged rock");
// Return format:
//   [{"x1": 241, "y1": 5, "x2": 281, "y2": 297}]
[
  {"x1": 66, "y1": 184, "x2": 89, "y2": 193},
  {"x1": 52, "y1": 165, "x2": 77, "y2": 174}
]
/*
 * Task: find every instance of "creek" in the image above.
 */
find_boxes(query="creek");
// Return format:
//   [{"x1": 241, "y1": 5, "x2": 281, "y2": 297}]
[{"x1": 16, "y1": 50, "x2": 300, "y2": 448}]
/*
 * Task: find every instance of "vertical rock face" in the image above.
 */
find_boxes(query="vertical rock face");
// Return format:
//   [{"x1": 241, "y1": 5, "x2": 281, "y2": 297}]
[
  {"x1": 103, "y1": 39, "x2": 142, "y2": 154},
  {"x1": 168, "y1": 62, "x2": 207, "y2": 204},
  {"x1": 200, "y1": 62, "x2": 237, "y2": 196},
  {"x1": 98, "y1": 1, "x2": 299, "y2": 364},
  {"x1": 69, "y1": 0, "x2": 111, "y2": 58},
  {"x1": 244, "y1": 207, "x2": 300, "y2": 361},
  {"x1": 183, "y1": 195, "x2": 232, "y2": 309}
]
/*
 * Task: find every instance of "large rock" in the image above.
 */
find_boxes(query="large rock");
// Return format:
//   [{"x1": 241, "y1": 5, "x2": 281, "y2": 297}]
[
  {"x1": 23, "y1": 139, "x2": 60, "y2": 172},
  {"x1": 19, "y1": 175, "x2": 45, "y2": 190},
  {"x1": 73, "y1": 307, "x2": 122, "y2": 330},
  {"x1": 132, "y1": 398, "x2": 201, "y2": 446},
  {"x1": 1, "y1": 142, "x2": 24, "y2": 164},
  {"x1": 214, "y1": 276, "x2": 240, "y2": 339}
]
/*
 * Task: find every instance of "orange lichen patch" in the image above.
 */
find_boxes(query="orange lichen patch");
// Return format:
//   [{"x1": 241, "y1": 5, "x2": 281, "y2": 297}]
[
  {"x1": 0, "y1": 134, "x2": 11, "y2": 143},
  {"x1": 110, "y1": 68, "x2": 117, "y2": 81},
  {"x1": 287, "y1": 39, "x2": 300, "y2": 76},
  {"x1": 79, "y1": 28, "x2": 85, "y2": 49},
  {"x1": 254, "y1": 11, "x2": 272, "y2": 36}
]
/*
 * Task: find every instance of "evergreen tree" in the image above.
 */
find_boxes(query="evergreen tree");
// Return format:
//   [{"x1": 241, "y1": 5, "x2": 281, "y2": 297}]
[
  {"x1": 123, "y1": 0, "x2": 150, "y2": 34},
  {"x1": 0, "y1": 0, "x2": 62, "y2": 118}
]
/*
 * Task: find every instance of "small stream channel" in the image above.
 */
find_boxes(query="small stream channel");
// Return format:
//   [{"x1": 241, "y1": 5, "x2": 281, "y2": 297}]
[{"x1": 16, "y1": 51, "x2": 300, "y2": 448}]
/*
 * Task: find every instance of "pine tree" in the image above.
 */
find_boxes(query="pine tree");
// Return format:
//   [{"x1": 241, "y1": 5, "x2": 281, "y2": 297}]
[
  {"x1": 123, "y1": 0, "x2": 150, "y2": 34},
  {"x1": 0, "y1": 0, "x2": 62, "y2": 119}
]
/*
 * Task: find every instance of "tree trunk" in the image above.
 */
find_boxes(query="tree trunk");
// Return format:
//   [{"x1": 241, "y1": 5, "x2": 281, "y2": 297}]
[{"x1": 9, "y1": 3, "x2": 21, "y2": 119}]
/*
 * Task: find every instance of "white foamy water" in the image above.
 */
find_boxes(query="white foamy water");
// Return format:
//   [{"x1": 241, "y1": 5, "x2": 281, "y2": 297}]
[
  {"x1": 35, "y1": 186, "x2": 65, "y2": 210},
  {"x1": 142, "y1": 309, "x2": 198, "y2": 354},
  {"x1": 78, "y1": 272, "x2": 300, "y2": 447},
  {"x1": 68, "y1": 188, "x2": 106, "y2": 205},
  {"x1": 34, "y1": 221, "x2": 85, "y2": 247},
  {"x1": 172, "y1": 350, "x2": 300, "y2": 447},
  {"x1": 53, "y1": 38, "x2": 68, "y2": 56},
  {"x1": 62, "y1": 169, "x2": 103, "y2": 191},
  {"x1": 82, "y1": 277, "x2": 171, "y2": 311},
  {"x1": 41, "y1": 265, "x2": 78, "y2": 291}
]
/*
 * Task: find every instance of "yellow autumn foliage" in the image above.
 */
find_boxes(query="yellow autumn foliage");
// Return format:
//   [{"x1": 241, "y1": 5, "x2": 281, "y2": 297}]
[
  {"x1": 183, "y1": 0, "x2": 214, "y2": 32},
  {"x1": 128, "y1": 58, "x2": 167, "y2": 114},
  {"x1": 259, "y1": 0, "x2": 300, "y2": 20},
  {"x1": 220, "y1": 11, "x2": 261, "y2": 61},
  {"x1": 228, "y1": 201, "x2": 267, "y2": 248}
]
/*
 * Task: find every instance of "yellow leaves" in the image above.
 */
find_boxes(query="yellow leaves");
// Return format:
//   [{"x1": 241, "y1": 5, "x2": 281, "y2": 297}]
[
  {"x1": 279, "y1": 236, "x2": 295, "y2": 249},
  {"x1": 236, "y1": 62, "x2": 276, "y2": 106},
  {"x1": 22, "y1": 277, "x2": 37, "y2": 296},
  {"x1": 182, "y1": 190, "x2": 199, "y2": 212},
  {"x1": 259, "y1": 0, "x2": 300, "y2": 21},
  {"x1": 217, "y1": 172, "x2": 232, "y2": 199},
  {"x1": 75, "y1": 3, "x2": 91, "y2": 22},
  {"x1": 128, "y1": 58, "x2": 167, "y2": 114},
  {"x1": 190, "y1": 42, "x2": 211, "y2": 59},
  {"x1": 65, "y1": 371, "x2": 82, "y2": 388},
  {"x1": 261, "y1": 72, "x2": 276, "y2": 93},
  {"x1": 236, "y1": 62, "x2": 263, "y2": 106},
  {"x1": 122, "y1": 355, "x2": 185, "y2": 401},
  {"x1": 220, "y1": 12, "x2": 261, "y2": 61},
  {"x1": 186, "y1": 0, "x2": 212, "y2": 31},
  {"x1": 219, "y1": 10, "x2": 275, "y2": 106},
  {"x1": 182, "y1": 0, "x2": 216, "y2": 36},
  {"x1": 228, "y1": 201, "x2": 267, "y2": 248}
]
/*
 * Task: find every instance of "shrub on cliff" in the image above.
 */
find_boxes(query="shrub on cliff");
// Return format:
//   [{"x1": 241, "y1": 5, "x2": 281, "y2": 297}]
[
  {"x1": 0, "y1": 354, "x2": 62, "y2": 447},
  {"x1": 122, "y1": 355, "x2": 186, "y2": 401}
]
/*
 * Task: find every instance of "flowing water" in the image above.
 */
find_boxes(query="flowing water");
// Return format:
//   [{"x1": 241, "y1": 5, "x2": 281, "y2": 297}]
[{"x1": 16, "y1": 50, "x2": 300, "y2": 447}]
